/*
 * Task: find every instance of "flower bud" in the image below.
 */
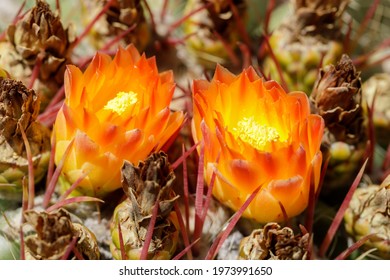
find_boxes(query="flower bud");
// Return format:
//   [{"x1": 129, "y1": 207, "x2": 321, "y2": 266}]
[
  {"x1": 0, "y1": 77, "x2": 50, "y2": 201},
  {"x1": 183, "y1": 0, "x2": 247, "y2": 68},
  {"x1": 311, "y1": 54, "x2": 367, "y2": 197},
  {"x1": 84, "y1": 0, "x2": 150, "y2": 51},
  {"x1": 0, "y1": 0, "x2": 74, "y2": 110},
  {"x1": 239, "y1": 222, "x2": 309, "y2": 260},
  {"x1": 23, "y1": 208, "x2": 100, "y2": 260},
  {"x1": 110, "y1": 152, "x2": 179, "y2": 260}
]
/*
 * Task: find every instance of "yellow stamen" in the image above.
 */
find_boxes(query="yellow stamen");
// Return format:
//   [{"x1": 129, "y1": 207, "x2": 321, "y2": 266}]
[
  {"x1": 232, "y1": 116, "x2": 280, "y2": 150},
  {"x1": 104, "y1": 91, "x2": 138, "y2": 115}
]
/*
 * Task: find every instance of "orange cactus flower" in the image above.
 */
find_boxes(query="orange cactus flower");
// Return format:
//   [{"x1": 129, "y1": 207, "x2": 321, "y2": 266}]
[
  {"x1": 192, "y1": 65, "x2": 324, "y2": 223},
  {"x1": 53, "y1": 45, "x2": 185, "y2": 198}
]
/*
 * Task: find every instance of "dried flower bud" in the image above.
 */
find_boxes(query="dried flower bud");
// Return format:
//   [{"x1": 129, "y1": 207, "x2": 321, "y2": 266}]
[
  {"x1": 0, "y1": 77, "x2": 50, "y2": 200},
  {"x1": 23, "y1": 209, "x2": 100, "y2": 260},
  {"x1": 0, "y1": 0, "x2": 74, "y2": 110},
  {"x1": 311, "y1": 54, "x2": 365, "y2": 143},
  {"x1": 110, "y1": 152, "x2": 180, "y2": 260},
  {"x1": 183, "y1": 0, "x2": 247, "y2": 68},
  {"x1": 203, "y1": 0, "x2": 246, "y2": 36},
  {"x1": 0, "y1": 78, "x2": 39, "y2": 149},
  {"x1": 8, "y1": 0, "x2": 72, "y2": 64},
  {"x1": 362, "y1": 73, "x2": 390, "y2": 149},
  {"x1": 262, "y1": 0, "x2": 348, "y2": 94},
  {"x1": 238, "y1": 223, "x2": 309, "y2": 260},
  {"x1": 344, "y1": 177, "x2": 390, "y2": 259},
  {"x1": 85, "y1": 0, "x2": 150, "y2": 51},
  {"x1": 292, "y1": 0, "x2": 349, "y2": 39},
  {"x1": 310, "y1": 54, "x2": 367, "y2": 196}
]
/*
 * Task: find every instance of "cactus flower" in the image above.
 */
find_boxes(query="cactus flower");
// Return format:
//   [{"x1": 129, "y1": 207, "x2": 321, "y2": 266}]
[
  {"x1": 53, "y1": 45, "x2": 185, "y2": 198},
  {"x1": 192, "y1": 65, "x2": 324, "y2": 223}
]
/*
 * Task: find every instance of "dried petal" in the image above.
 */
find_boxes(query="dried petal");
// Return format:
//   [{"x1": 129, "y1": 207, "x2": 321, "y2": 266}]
[
  {"x1": 23, "y1": 209, "x2": 100, "y2": 260},
  {"x1": 239, "y1": 222, "x2": 309, "y2": 260}
]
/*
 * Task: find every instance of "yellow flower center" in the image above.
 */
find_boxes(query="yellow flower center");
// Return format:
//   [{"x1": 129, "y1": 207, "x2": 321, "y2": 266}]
[
  {"x1": 232, "y1": 116, "x2": 280, "y2": 150},
  {"x1": 104, "y1": 91, "x2": 138, "y2": 115}
]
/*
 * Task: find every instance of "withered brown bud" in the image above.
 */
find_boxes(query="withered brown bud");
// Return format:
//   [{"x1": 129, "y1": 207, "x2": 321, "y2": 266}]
[
  {"x1": 0, "y1": 0, "x2": 74, "y2": 110},
  {"x1": 110, "y1": 152, "x2": 179, "y2": 260},
  {"x1": 182, "y1": 0, "x2": 247, "y2": 68},
  {"x1": 8, "y1": 0, "x2": 72, "y2": 63},
  {"x1": 0, "y1": 77, "x2": 50, "y2": 199},
  {"x1": 238, "y1": 223, "x2": 309, "y2": 260},
  {"x1": 121, "y1": 151, "x2": 178, "y2": 216},
  {"x1": 86, "y1": 0, "x2": 150, "y2": 51},
  {"x1": 202, "y1": 0, "x2": 247, "y2": 37},
  {"x1": 311, "y1": 54, "x2": 365, "y2": 144},
  {"x1": 310, "y1": 54, "x2": 367, "y2": 197},
  {"x1": 344, "y1": 177, "x2": 390, "y2": 259},
  {"x1": 292, "y1": 0, "x2": 349, "y2": 39},
  {"x1": 0, "y1": 77, "x2": 43, "y2": 154},
  {"x1": 106, "y1": 0, "x2": 149, "y2": 47},
  {"x1": 23, "y1": 209, "x2": 100, "y2": 260}
]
